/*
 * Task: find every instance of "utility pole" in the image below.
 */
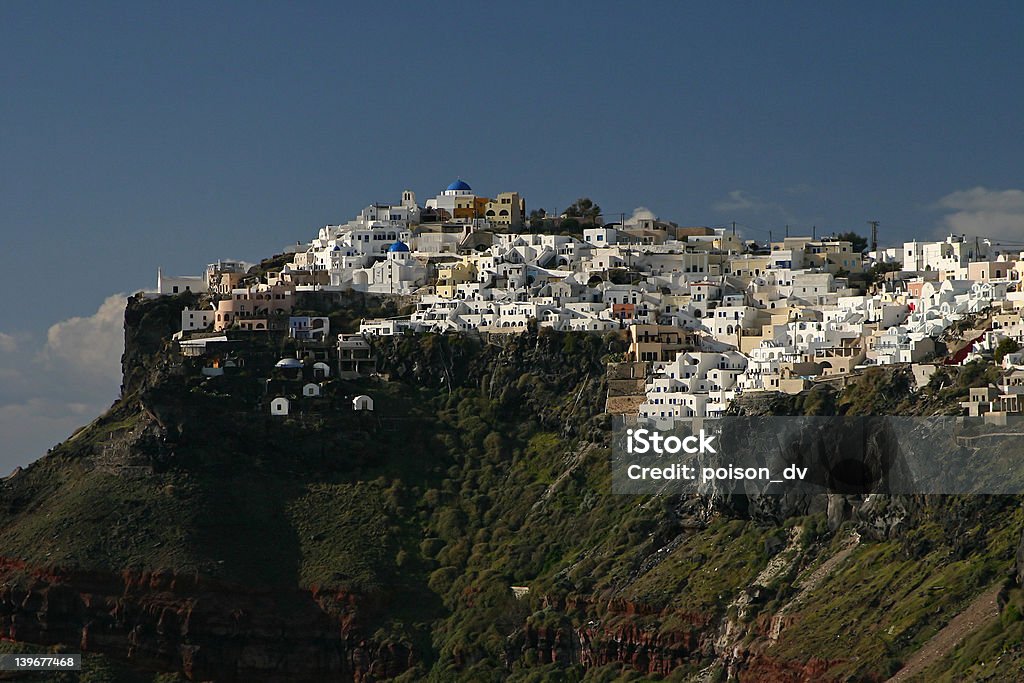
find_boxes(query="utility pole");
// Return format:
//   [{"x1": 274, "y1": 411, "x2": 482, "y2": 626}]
[
  {"x1": 868, "y1": 220, "x2": 880, "y2": 253},
  {"x1": 732, "y1": 221, "x2": 736, "y2": 236}
]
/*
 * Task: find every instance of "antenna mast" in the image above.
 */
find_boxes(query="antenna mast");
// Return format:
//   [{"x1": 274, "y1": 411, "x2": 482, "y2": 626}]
[{"x1": 868, "y1": 220, "x2": 880, "y2": 253}]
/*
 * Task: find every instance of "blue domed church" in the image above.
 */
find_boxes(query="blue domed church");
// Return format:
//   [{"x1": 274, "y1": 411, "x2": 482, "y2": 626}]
[
  {"x1": 424, "y1": 178, "x2": 478, "y2": 220},
  {"x1": 348, "y1": 238, "x2": 424, "y2": 294},
  {"x1": 424, "y1": 178, "x2": 524, "y2": 227}
]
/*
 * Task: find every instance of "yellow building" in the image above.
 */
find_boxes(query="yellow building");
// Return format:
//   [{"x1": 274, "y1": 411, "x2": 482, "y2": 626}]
[
  {"x1": 436, "y1": 260, "x2": 477, "y2": 298},
  {"x1": 738, "y1": 309, "x2": 798, "y2": 354},
  {"x1": 451, "y1": 196, "x2": 488, "y2": 221},
  {"x1": 425, "y1": 180, "x2": 525, "y2": 227},
  {"x1": 726, "y1": 255, "x2": 773, "y2": 279},
  {"x1": 812, "y1": 240, "x2": 864, "y2": 274},
  {"x1": 771, "y1": 237, "x2": 864, "y2": 274},
  {"x1": 629, "y1": 325, "x2": 699, "y2": 362},
  {"x1": 484, "y1": 192, "x2": 524, "y2": 227}
]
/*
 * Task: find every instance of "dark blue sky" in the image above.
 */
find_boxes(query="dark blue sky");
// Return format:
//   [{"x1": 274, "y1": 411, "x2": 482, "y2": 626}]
[{"x1": 1, "y1": 2, "x2": 1023, "y2": 466}]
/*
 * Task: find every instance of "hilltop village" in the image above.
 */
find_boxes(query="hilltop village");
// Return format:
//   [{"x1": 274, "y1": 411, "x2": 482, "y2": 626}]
[{"x1": 154, "y1": 179, "x2": 1024, "y2": 422}]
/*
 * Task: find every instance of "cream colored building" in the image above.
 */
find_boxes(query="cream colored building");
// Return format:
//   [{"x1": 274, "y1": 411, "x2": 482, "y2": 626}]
[
  {"x1": 629, "y1": 324, "x2": 699, "y2": 362},
  {"x1": 484, "y1": 192, "x2": 524, "y2": 227},
  {"x1": 436, "y1": 260, "x2": 478, "y2": 298},
  {"x1": 769, "y1": 237, "x2": 864, "y2": 274},
  {"x1": 726, "y1": 255, "x2": 773, "y2": 280}
]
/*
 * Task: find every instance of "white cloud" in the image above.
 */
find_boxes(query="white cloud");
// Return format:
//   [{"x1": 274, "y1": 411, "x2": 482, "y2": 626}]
[
  {"x1": 937, "y1": 187, "x2": 1024, "y2": 213},
  {"x1": 624, "y1": 206, "x2": 658, "y2": 226},
  {"x1": 712, "y1": 189, "x2": 796, "y2": 220},
  {"x1": 40, "y1": 293, "x2": 127, "y2": 381},
  {"x1": 935, "y1": 187, "x2": 1024, "y2": 243},
  {"x1": 0, "y1": 294, "x2": 126, "y2": 472},
  {"x1": 713, "y1": 189, "x2": 772, "y2": 213}
]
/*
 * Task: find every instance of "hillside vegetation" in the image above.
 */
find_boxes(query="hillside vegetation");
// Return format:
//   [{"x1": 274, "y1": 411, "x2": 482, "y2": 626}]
[{"x1": 1, "y1": 294, "x2": 1022, "y2": 681}]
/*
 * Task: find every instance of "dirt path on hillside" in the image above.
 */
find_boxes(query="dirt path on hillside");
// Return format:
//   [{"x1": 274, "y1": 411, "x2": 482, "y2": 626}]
[
  {"x1": 768, "y1": 530, "x2": 861, "y2": 643},
  {"x1": 885, "y1": 582, "x2": 1003, "y2": 683}
]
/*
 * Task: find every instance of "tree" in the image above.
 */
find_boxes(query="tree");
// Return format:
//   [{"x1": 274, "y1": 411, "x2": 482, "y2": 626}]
[
  {"x1": 563, "y1": 197, "x2": 601, "y2": 224},
  {"x1": 835, "y1": 231, "x2": 869, "y2": 254},
  {"x1": 865, "y1": 261, "x2": 903, "y2": 287},
  {"x1": 994, "y1": 338, "x2": 1021, "y2": 363},
  {"x1": 559, "y1": 217, "x2": 581, "y2": 234},
  {"x1": 528, "y1": 209, "x2": 546, "y2": 231}
]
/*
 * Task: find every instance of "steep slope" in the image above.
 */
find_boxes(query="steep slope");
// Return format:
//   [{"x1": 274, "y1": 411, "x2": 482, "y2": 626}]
[{"x1": 1, "y1": 294, "x2": 1023, "y2": 682}]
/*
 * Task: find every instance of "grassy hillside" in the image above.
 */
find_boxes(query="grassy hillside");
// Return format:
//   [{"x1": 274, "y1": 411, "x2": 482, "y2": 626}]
[{"x1": 2, "y1": 294, "x2": 1023, "y2": 681}]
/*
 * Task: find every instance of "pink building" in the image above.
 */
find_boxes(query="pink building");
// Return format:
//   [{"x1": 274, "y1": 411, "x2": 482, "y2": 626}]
[
  {"x1": 215, "y1": 285, "x2": 296, "y2": 331},
  {"x1": 968, "y1": 260, "x2": 1015, "y2": 282}
]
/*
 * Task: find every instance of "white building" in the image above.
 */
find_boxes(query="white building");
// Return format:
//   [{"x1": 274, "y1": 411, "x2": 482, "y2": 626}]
[
  {"x1": 867, "y1": 326, "x2": 936, "y2": 365},
  {"x1": 424, "y1": 179, "x2": 476, "y2": 218},
  {"x1": 181, "y1": 307, "x2": 216, "y2": 333},
  {"x1": 313, "y1": 361, "x2": 331, "y2": 379},
  {"x1": 639, "y1": 350, "x2": 748, "y2": 420},
  {"x1": 270, "y1": 397, "x2": 290, "y2": 416},
  {"x1": 902, "y1": 234, "x2": 991, "y2": 273},
  {"x1": 157, "y1": 268, "x2": 205, "y2": 295},
  {"x1": 350, "y1": 240, "x2": 426, "y2": 295},
  {"x1": 288, "y1": 316, "x2": 330, "y2": 341},
  {"x1": 359, "y1": 318, "x2": 425, "y2": 336}
]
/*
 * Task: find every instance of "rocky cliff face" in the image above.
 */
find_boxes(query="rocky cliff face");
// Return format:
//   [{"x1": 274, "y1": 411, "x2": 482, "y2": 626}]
[
  {"x1": 0, "y1": 559, "x2": 412, "y2": 682},
  {"x1": 1, "y1": 293, "x2": 1021, "y2": 682},
  {"x1": 1, "y1": 294, "x2": 429, "y2": 681}
]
